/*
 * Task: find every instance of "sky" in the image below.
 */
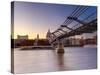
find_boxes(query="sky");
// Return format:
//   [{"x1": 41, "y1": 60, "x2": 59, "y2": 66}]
[{"x1": 13, "y1": 1, "x2": 97, "y2": 39}]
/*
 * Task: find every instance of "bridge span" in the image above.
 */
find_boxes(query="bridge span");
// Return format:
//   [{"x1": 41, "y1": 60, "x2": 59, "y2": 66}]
[{"x1": 46, "y1": 6, "x2": 97, "y2": 53}]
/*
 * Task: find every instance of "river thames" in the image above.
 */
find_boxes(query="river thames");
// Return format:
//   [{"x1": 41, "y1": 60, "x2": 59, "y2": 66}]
[{"x1": 13, "y1": 45, "x2": 97, "y2": 74}]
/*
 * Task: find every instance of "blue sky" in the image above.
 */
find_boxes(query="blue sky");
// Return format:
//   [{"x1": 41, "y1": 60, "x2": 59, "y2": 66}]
[{"x1": 13, "y1": 1, "x2": 97, "y2": 39}]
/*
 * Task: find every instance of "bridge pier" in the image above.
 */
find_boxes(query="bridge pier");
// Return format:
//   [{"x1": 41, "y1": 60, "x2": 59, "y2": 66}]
[{"x1": 57, "y1": 41, "x2": 64, "y2": 53}]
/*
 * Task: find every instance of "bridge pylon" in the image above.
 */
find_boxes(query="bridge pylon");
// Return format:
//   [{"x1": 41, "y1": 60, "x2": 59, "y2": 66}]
[{"x1": 57, "y1": 40, "x2": 64, "y2": 53}]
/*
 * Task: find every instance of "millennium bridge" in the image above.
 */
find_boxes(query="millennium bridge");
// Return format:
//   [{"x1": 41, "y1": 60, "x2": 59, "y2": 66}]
[{"x1": 46, "y1": 6, "x2": 97, "y2": 53}]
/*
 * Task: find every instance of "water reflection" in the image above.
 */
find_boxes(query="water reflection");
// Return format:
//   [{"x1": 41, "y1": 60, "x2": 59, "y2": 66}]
[
  {"x1": 57, "y1": 54, "x2": 66, "y2": 71},
  {"x1": 14, "y1": 46, "x2": 97, "y2": 74}
]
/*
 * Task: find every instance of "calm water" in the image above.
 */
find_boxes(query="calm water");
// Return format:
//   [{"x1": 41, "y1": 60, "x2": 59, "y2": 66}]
[{"x1": 14, "y1": 45, "x2": 97, "y2": 74}]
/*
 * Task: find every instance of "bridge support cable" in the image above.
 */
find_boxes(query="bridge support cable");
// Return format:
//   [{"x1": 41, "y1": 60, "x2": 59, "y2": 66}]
[
  {"x1": 63, "y1": 6, "x2": 89, "y2": 26},
  {"x1": 52, "y1": 6, "x2": 89, "y2": 40},
  {"x1": 63, "y1": 6, "x2": 82, "y2": 25},
  {"x1": 65, "y1": 7, "x2": 89, "y2": 25},
  {"x1": 67, "y1": 17, "x2": 86, "y2": 24},
  {"x1": 71, "y1": 11, "x2": 97, "y2": 30},
  {"x1": 63, "y1": 6, "x2": 80, "y2": 25}
]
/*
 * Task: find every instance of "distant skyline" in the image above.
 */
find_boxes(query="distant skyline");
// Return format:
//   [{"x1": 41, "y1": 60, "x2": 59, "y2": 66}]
[{"x1": 12, "y1": 1, "x2": 97, "y2": 39}]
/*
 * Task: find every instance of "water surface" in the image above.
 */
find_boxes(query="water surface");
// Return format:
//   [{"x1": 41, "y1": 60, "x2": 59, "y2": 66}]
[{"x1": 14, "y1": 46, "x2": 97, "y2": 74}]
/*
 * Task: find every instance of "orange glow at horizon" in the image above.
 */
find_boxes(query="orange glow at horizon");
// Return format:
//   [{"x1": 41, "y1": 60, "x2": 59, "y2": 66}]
[
  {"x1": 14, "y1": 23, "x2": 48, "y2": 39},
  {"x1": 14, "y1": 33, "x2": 46, "y2": 39}
]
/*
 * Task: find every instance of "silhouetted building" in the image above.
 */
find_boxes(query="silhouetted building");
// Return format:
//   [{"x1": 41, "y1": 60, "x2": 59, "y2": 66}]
[
  {"x1": 69, "y1": 38, "x2": 83, "y2": 46},
  {"x1": 63, "y1": 37, "x2": 84, "y2": 46},
  {"x1": 17, "y1": 35, "x2": 28, "y2": 40},
  {"x1": 34, "y1": 34, "x2": 39, "y2": 46},
  {"x1": 46, "y1": 29, "x2": 52, "y2": 43},
  {"x1": 84, "y1": 36, "x2": 97, "y2": 45}
]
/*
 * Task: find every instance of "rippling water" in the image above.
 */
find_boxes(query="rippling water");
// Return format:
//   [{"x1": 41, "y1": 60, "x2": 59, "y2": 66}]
[{"x1": 14, "y1": 45, "x2": 97, "y2": 74}]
